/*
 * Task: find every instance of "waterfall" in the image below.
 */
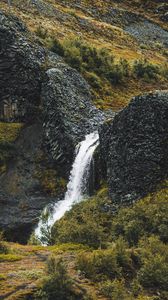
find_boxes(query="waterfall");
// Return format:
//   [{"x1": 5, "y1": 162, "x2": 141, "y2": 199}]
[{"x1": 35, "y1": 131, "x2": 99, "y2": 239}]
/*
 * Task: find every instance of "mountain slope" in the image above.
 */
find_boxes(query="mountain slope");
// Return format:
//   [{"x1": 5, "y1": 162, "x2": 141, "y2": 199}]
[{"x1": 0, "y1": 0, "x2": 168, "y2": 110}]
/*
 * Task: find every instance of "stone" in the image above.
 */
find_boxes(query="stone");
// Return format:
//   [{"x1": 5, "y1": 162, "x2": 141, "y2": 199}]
[
  {"x1": 0, "y1": 11, "x2": 45, "y2": 122},
  {"x1": 99, "y1": 91, "x2": 168, "y2": 205},
  {"x1": 42, "y1": 64, "x2": 104, "y2": 174}
]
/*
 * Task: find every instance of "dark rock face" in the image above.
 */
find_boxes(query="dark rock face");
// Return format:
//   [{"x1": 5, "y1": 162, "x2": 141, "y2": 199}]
[
  {"x1": 0, "y1": 11, "x2": 105, "y2": 241},
  {"x1": 0, "y1": 11, "x2": 45, "y2": 122},
  {"x1": 42, "y1": 64, "x2": 104, "y2": 173},
  {"x1": 99, "y1": 91, "x2": 168, "y2": 205},
  {"x1": 0, "y1": 123, "x2": 55, "y2": 243}
]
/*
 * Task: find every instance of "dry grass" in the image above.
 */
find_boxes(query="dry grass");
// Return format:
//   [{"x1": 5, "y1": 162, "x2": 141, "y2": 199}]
[
  {"x1": 0, "y1": 242, "x2": 108, "y2": 299},
  {"x1": 0, "y1": 0, "x2": 167, "y2": 111}
]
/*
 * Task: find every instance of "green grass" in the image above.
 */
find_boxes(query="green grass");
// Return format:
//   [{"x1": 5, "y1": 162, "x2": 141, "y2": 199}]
[
  {"x1": 48, "y1": 243, "x2": 91, "y2": 253},
  {"x1": 0, "y1": 254, "x2": 24, "y2": 262}
]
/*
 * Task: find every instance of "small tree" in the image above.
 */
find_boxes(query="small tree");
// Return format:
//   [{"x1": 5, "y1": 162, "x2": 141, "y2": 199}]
[
  {"x1": 37, "y1": 257, "x2": 75, "y2": 300},
  {"x1": 39, "y1": 208, "x2": 54, "y2": 246}
]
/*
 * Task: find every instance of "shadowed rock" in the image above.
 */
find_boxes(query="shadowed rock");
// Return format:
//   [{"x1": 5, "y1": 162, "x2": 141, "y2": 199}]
[{"x1": 0, "y1": 11, "x2": 45, "y2": 122}]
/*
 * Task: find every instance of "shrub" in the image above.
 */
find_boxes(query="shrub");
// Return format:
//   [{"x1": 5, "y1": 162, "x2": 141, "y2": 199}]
[
  {"x1": 77, "y1": 249, "x2": 121, "y2": 281},
  {"x1": 49, "y1": 37, "x2": 130, "y2": 86},
  {"x1": 133, "y1": 59, "x2": 160, "y2": 80},
  {"x1": 161, "y1": 64, "x2": 168, "y2": 80},
  {"x1": 106, "y1": 65, "x2": 123, "y2": 84},
  {"x1": 99, "y1": 279, "x2": 131, "y2": 300},
  {"x1": 113, "y1": 237, "x2": 134, "y2": 277},
  {"x1": 64, "y1": 45, "x2": 82, "y2": 71},
  {"x1": 37, "y1": 256, "x2": 77, "y2": 300},
  {"x1": 51, "y1": 195, "x2": 112, "y2": 248},
  {"x1": 137, "y1": 236, "x2": 168, "y2": 291},
  {"x1": 49, "y1": 38, "x2": 65, "y2": 56},
  {"x1": 138, "y1": 254, "x2": 168, "y2": 290},
  {"x1": 35, "y1": 26, "x2": 48, "y2": 39},
  {"x1": 84, "y1": 72, "x2": 102, "y2": 89},
  {"x1": 111, "y1": 187, "x2": 168, "y2": 245},
  {"x1": 0, "y1": 254, "x2": 23, "y2": 262}
]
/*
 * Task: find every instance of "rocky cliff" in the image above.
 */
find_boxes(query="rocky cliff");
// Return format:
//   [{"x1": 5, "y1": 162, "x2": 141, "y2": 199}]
[
  {"x1": 100, "y1": 91, "x2": 168, "y2": 206},
  {"x1": 0, "y1": 11, "x2": 45, "y2": 122},
  {"x1": 0, "y1": 11, "x2": 104, "y2": 242}
]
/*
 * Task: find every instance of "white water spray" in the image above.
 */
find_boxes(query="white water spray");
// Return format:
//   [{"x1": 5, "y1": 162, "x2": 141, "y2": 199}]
[{"x1": 35, "y1": 131, "x2": 99, "y2": 238}]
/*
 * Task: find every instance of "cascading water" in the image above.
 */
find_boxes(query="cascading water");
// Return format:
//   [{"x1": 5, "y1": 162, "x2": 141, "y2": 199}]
[{"x1": 35, "y1": 131, "x2": 99, "y2": 239}]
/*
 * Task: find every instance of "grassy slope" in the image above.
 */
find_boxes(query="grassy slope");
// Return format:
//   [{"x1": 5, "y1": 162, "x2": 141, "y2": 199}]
[
  {"x1": 0, "y1": 243, "x2": 108, "y2": 300},
  {"x1": 0, "y1": 0, "x2": 168, "y2": 110},
  {"x1": 0, "y1": 183, "x2": 167, "y2": 299}
]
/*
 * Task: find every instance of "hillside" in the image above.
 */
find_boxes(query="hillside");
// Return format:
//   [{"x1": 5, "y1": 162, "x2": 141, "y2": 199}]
[
  {"x1": 0, "y1": 184, "x2": 168, "y2": 299},
  {"x1": 0, "y1": 0, "x2": 168, "y2": 110},
  {"x1": 0, "y1": 1, "x2": 168, "y2": 300}
]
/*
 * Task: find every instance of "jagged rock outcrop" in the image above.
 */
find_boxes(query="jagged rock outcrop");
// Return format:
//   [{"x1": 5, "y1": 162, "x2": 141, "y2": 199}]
[
  {"x1": 99, "y1": 91, "x2": 168, "y2": 205},
  {"x1": 42, "y1": 64, "x2": 104, "y2": 172},
  {"x1": 0, "y1": 11, "x2": 45, "y2": 122}
]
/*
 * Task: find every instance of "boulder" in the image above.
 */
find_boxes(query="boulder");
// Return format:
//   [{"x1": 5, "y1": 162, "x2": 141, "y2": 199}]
[
  {"x1": 42, "y1": 64, "x2": 104, "y2": 173},
  {"x1": 99, "y1": 91, "x2": 168, "y2": 205}
]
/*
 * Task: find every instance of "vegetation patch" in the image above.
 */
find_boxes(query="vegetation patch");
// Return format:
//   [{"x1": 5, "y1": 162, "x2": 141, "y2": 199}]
[
  {"x1": 0, "y1": 122, "x2": 23, "y2": 174},
  {"x1": 48, "y1": 243, "x2": 91, "y2": 253},
  {"x1": 48, "y1": 182, "x2": 168, "y2": 300},
  {"x1": 34, "y1": 168, "x2": 66, "y2": 196},
  {"x1": 0, "y1": 254, "x2": 23, "y2": 262},
  {"x1": 12, "y1": 269, "x2": 44, "y2": 280},
  {"x1": 47, "y1": 37, "x2": 168, "y2": 110},
  {"x1": 36, "y1": 256, "x2": 82, "y2": 300}
]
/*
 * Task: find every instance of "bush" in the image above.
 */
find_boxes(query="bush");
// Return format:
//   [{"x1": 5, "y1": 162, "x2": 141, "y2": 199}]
[
  {"x1": 84, "y1": 72, "x2": 102, "y2": 89},
  {"x1": 64, "y1": 45, "x2": 82, "y2": 71},
  {"x1": 99, "y1": 279, "x2": 131, "y2": 300},
  {"x1": 111, "y1": 187, "x2": 168, "y2": 245},
  {"x1": 77, "y1": 238, "x2": 135, "y2": 282},
  {"x1": 0, "y1": 254, "x2": 23, "y2": 262},
  {"x1": 133, "y1": 59, "x2": 160, "y2": 80},
  {"x1": 138, "y1": 254, "x2": 168, "y2": 290},
  {"x1": 49, "y1": 38, "x2": 65, "y2": 56},
  {"x1": 77, "y1": 249, "x2": 121, "y2": 281},
  {"x1": 113, "y1": 237, "x2": 134, "y2": 277},
  {"x1": 37, "y1": 256, "x2": 77, "y2": 300},
  {"x1": 35, "y1": 26, "x2": 48, "y2": 39},
  {"x1": 49, "y1": 37, "x2": 130, "y2": 86},
  {"x1": 0, "y1": 122, "x2": 22, "y2": 174},
  {"x1": 51, "y1": 195, "x2": 112, "y2": 248},
  {"x1": 138, "y1": 236, "x2": 168, "y2": 291}
]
